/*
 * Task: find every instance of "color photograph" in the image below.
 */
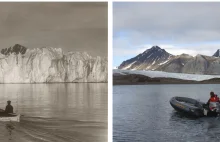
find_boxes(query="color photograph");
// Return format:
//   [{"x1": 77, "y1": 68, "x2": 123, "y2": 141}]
[
  {"x1": 113, "y1": 2, "x2": 220, "y2": 142},
  {"x1": 0, "y1": 2, "x2": 108, "y2": 142}
]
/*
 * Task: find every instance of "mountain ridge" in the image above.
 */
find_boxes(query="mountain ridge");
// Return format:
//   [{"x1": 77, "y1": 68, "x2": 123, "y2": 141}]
[
  {"x1": 119, "y1": 45, "x2": 220, "y2": 75},
  {"x1": 213, "y1": 49, "x2": 220, "y2": 57}
]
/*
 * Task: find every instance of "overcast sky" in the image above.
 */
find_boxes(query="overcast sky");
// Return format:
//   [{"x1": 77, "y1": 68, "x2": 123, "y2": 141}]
[
  {"x1": 0, "y1": 2, "x2": 107, "y2": 57},
  {"x1": 113, "y1": 2, "x2": 220, "y2": 67}
]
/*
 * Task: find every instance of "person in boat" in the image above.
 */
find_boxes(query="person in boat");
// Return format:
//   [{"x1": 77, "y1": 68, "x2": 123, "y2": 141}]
[
  {"x1": 4, "y1": 100, "x2": 13, "y2": 114},
  {"x1": 204, "y1": 92, "x2": 220, "y2": 115},
  {"x1": 207, "y1": 92, "x2": 220, "y2": 105}
]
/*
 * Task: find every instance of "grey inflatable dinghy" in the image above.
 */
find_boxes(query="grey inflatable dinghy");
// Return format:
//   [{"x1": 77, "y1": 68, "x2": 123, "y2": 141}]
[{"x1": 170, "y1": 96, "x2": 205, "y2": 117}]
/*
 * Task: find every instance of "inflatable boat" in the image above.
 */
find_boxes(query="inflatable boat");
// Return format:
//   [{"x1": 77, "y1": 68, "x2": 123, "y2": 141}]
[
  {"x1": 170, "y1": 96, "x2": 206, "y2": 117},
  {"x1": 0, "y1": 113, "x2": 20, "y2": 122}
]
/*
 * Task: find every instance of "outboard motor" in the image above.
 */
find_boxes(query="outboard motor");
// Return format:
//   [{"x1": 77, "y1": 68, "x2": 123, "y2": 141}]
[{"x1": 209, "y1": 102, "x2": 220, "y2": 113}]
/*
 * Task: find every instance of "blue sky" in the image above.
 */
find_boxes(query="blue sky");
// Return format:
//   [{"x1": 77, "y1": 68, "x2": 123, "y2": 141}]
[{"x1": 113, "y1": 2, "x2": 220, "y2": 67}]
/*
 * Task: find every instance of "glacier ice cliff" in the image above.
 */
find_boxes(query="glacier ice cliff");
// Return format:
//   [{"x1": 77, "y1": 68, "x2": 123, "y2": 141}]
[{"x1": 0, "y1": 45, "x2": 107, "y2": 83}]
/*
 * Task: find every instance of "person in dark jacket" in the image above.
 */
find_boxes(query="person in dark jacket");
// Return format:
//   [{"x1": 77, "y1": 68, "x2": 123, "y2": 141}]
[{"x1": 4, "y1": 100, "x2": 13, "y2": 113}]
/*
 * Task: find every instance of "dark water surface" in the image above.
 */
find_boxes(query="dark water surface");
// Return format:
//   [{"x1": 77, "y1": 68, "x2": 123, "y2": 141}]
[
  {"x1": 113, "y1": 84, "x2": 220, "y2": 142},
  {"x1": 0, "y1": 83, "x2": 107, "y2": 142}
]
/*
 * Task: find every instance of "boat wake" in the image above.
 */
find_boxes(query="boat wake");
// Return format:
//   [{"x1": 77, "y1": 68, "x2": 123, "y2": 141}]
[{"x1": 0, "y1": 116, "x2": 107, "y2": 142}]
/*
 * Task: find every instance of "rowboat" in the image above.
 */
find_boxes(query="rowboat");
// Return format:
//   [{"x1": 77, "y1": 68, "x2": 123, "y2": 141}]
[{"x1": 0, "y1": 113, "x2": 20, "y2": 122}]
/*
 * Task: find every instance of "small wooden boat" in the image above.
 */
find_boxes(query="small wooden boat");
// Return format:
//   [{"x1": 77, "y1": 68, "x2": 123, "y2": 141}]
[{"x1": 0, "y1": 113, "x2": 20, "y2": 122}]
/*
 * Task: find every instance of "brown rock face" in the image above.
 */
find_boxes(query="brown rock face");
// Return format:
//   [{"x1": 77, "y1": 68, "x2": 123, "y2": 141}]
[{"x1": 119, "y1": 47, "x2": 220, "y2": 75}]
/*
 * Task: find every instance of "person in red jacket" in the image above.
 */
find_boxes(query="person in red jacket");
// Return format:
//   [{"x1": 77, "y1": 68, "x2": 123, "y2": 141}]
[
  {"x1": 206, "y1": 91, "x2": 220, "y2": 112},
  {"x1": 203, "y1": 92, "x2": 220, "y2": 116},
  {"x1": 207, "y1": 92, "x2": 219, "y2": 105}
]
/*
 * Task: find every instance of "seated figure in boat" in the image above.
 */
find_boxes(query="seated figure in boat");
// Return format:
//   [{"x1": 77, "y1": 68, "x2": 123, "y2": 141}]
[{"x1": 4, "y1": 100, "x2": 13, "y2": 114}]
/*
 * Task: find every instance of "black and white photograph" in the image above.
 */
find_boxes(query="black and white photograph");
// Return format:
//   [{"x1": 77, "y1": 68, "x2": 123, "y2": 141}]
[
  {"x1": 0, "y1": 2, "x2": 108, "y2": 142},
  {"x1": 113, "y1": 2, "x2": 220, "y2": 142}
]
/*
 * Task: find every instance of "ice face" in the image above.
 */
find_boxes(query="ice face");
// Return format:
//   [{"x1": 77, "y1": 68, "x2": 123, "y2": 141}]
[{"x1": 0, "y1": 47, "x2": 107, "y2": 83}]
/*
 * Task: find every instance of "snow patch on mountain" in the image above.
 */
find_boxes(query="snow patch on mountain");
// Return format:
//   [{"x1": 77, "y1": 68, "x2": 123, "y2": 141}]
[
  {"x1": 148, "y1": 53, "x2": 153, "y2": 58},
  {"x1": 158, "y1": 59, "x2": 170, "y2": 65},
  {"x1": 123, "y1": 61, "x2": 136, "y2": 70},
  {"x1": 152, "y1": 61, "x2": 156, "y2": 65}
]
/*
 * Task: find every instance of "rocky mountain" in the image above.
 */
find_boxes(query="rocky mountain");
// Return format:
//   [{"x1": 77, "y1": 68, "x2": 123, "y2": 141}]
[
  {"x1": 213, "y1": 49, "x2": 220, "y2": 57},
  {"x1": 182, "y1": 54, "x2": 220, "y2": 74},
  {"x1": 119, "y1": 46, "x2": 173, "y2": 70},
  {"x1": 118, "y1": 46, "x2": 220, "y2": 75},
  {"x1": 0, "y1": 44, "x2": 107, "y2": 83},
  {"x1": 1, "y1": 44, "x2": 27, "y2": 55},
  {"x1": 157, "y1": 53, "x2": 194, "y2": 73}
]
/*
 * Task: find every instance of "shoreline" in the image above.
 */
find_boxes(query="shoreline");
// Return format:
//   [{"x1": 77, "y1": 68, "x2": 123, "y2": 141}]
[{"x1": 113, "y1": 74, "x2": 220, "y2": 85}]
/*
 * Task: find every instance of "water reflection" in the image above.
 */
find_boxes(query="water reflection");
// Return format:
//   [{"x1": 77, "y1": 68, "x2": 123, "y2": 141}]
[
  {"x1": 0, "y1": 83, "x2": 107, "y2": 121},
  {"x1": 0, "y1": 83, "x2": 107, "y2": 142}
]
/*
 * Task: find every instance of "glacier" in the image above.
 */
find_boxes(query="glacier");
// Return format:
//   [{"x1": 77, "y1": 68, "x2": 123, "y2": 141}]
[
  {"x1": 0, "y1": 46, "x2": 107, "y2": 83},
  {"x1": 114, "y1": 69, "x2": 220, "y2": 81}
]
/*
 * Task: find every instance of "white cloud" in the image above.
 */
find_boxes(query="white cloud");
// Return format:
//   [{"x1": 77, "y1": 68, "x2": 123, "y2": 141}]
[
  {"x1": 113, "y1": 46, "x2": 146, "y2": 56},
  {"x1": 156, "y1": 44, "x2": 220, "y2": 56},
  {"x1": 114, "y1": 42, "x2": 220, "y2": 57},
  {"x1": 113, "y1": 2, "x2": 220, "y2": 66},
  {"x1": 114, "y1": 2, "x2": 220, "y2": 44}
]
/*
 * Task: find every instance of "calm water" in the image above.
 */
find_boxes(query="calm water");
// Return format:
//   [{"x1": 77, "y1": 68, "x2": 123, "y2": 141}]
[
  {"x1": 0, "y1": 83, "x2": 107, "y2": 142},
  {"x1": 114, "y1": 84, "x2": 220, "y2": 142}
]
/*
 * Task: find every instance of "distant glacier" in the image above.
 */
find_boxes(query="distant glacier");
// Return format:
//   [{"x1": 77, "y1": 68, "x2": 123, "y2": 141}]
[
  {"x1": 0, "y1": 44, "x2": 107, "y2": 83},
  {"x1": 114, "y1": 69, "x2": 220, "y2": 81}
]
